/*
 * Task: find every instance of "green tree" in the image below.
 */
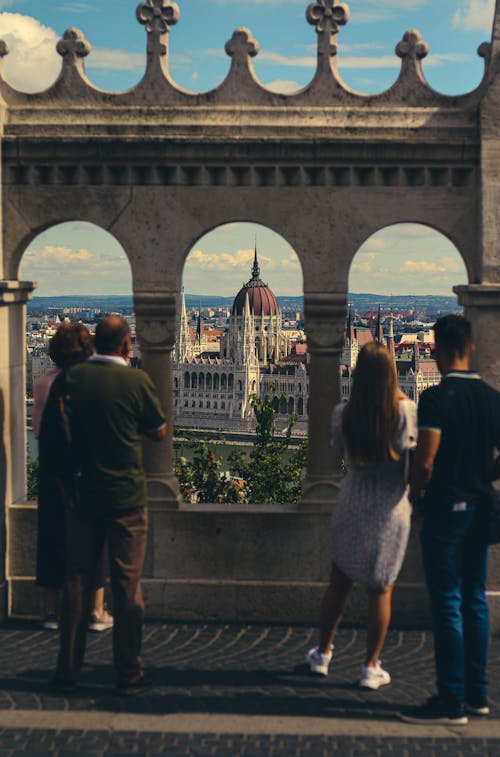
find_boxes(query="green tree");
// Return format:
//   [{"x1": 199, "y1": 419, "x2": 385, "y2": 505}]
[
  {"x1": 174, "y1": 428, "x2": 244, "y2": 504},
  {"x1": 26, "y1": 458, "x2": 39, "y2": 501},
  {"x1": 229, "y1": 384, "x2": 307, "y2": 504}
]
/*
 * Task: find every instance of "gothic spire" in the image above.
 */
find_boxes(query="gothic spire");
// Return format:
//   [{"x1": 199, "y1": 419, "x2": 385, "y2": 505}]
[
  {"x1": 387, "y1": 311, "x2": 396, "y2": 362},
  {"x1": 374, "y1": 304, "x2": 384, "y2": 343},
  {"x1": 252, "y1": 240, "x2": 260, "y2": 280}
]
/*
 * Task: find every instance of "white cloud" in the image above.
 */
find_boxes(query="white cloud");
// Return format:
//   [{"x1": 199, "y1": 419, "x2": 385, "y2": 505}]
[
  {"x1": 87, "y1": 47, "x2": 145, "y2": 73},
  {"x1": 56, "y1": 2, "x2": 98, "y2": 12},
  {"x1": 400, "y1": 256, "x2": 463, "y2": 274},
  {"x1": 22, "y1": 244, "x2": 129, "y2": 271},
  {"x1": 0, "y1": 13, "x2": 61, "y2": 93},
  {"x1": 257, "y1": 49, "x2": 469, "y2": 71},
  {"x1": 187, "y1": 248, "x2": 272, "y2": 272},
  {"x1": 264, "y1": 78, "x2": 301, "y2": 93},
  {"x1": 452, "y1": 0, "x2": 495, "y2": 32}
]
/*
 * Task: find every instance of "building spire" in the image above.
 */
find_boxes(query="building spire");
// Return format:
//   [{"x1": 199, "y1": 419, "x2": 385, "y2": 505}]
[
  {"x1": 387, "y1": 311, "x2": 396, "y2": 362},
  {"x1": 346, "y1": 303, "x2": 355, "y2": 342},
  {"x1": 196, "y1": 302, "x2": 202, "y2": 344},
  {"x1": 411, "y1": 340, "x2": 420, "y2": 372},
  {"x1": 374, "y1": 304, "x2": 384, "y2": 344},
  {"x1": 252, "y1": 238, "x2": 260, "y2": 280}
]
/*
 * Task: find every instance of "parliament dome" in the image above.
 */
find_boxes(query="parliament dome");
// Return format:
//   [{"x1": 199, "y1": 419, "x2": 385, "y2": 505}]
[{"x1": 232, "y1": 249, "x2": 279, "y2": 317}]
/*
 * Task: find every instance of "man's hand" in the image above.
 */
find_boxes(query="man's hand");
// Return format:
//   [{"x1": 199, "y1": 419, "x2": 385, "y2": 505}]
[{"x1": 146, "y1": 423, "x2": 167, "y2": 442}]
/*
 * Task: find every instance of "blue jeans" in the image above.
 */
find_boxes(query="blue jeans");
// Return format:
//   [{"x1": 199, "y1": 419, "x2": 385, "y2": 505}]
[{"x1": 421, "y1": 504, "x2": 489, "y2": 706}]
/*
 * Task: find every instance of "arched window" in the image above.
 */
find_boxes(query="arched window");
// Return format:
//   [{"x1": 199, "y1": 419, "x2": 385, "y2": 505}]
[
  {"x1": 272, "y1": 396, "x2": 279, "y2": 412},
  {"x1": 184, "y1": 372, "x2": 190, "y2": 389},
  {"x1": 238, "y1": 380, "x2": 243, "y2": 392},
  {"x1": 298, "y1": 397, "x2": 304, "y2": 416},
  {"x1": 191, "y1": 372, "x2": 197, "y2": 389},
  {"x1": 221, "y1": 374, "x2": 227, "y2": 389},
  {"x1": 228, "y1": 374, "x2": 234, "y2": 389},
  {"x1": 298, "y1": 383, "x2": 302, "y2": 394},
  {"x1": 206, "y1": 374, "x2": 212, "y2": 389},
  {"x1": 280, "y1": 397, "x2": 287, "y2": 414},
  {"x1": 288, "y1": 397, "x2": 294, "y2": 414},
  {"x1": 174, "y1": 377, "x2": 179, "y2": 389},
  {"x1": 214, "y1": 374, "x2": 220, "y2": 390},
  {"x1": 199, "y1": 373, "x2": 205, "y2": 389}
]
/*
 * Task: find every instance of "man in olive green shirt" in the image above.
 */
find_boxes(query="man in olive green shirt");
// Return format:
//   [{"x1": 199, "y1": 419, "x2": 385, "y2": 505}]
[{"x1": 54, "y1": 317, "x2": 166, "y2": 694}]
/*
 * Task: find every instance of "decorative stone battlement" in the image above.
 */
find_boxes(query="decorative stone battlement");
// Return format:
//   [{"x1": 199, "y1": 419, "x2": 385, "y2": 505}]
[{"x1": 0, "y1": 0, "x2": 496, "y2": 141}]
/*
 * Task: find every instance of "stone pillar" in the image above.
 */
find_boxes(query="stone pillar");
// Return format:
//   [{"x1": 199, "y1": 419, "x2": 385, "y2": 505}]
[
  {"x1": 134, "y1": 291, "x2": 182, "y2": 509},
  {"x1": 0, "y1": 281, "x2": 36, "y2": 620},
  {"x1": 301, "y1": 293, "x2": 346, "y2": 510},
  {"x1": 454, "y1": 284, "x2": 500, "y2": 387}
]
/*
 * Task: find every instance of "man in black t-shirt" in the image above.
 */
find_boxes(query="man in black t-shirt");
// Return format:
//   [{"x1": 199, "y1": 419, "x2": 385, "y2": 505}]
[{"x1": 399, "y1": 315, "x2": 500, "y2": 726}]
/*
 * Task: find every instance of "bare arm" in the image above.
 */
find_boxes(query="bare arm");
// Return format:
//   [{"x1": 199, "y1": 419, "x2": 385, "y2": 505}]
[
  {"x1": 409, "y1": 429, "x2": 442, "y2": 505},
  {"x1": 146, "y1": 423, "x2": 167, "y2": 442}
]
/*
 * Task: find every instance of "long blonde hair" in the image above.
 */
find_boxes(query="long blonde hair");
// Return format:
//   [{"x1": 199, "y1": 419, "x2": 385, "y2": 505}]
[{"x1": 342, "y1": 342, "x2": 400, "y2": 464}]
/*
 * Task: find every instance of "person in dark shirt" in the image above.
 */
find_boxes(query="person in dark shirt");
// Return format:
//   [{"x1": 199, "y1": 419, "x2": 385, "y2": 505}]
[
  {"x1": 53, "y1": 317, "x2": 166, "y2": 695},
  {"x1": 400, "y1": 315, "x2": 500, "y2": 726}
]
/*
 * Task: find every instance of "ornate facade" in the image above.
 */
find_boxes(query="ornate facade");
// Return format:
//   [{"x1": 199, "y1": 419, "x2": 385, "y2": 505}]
[
  {"x1": 340, "y1": 307, "x2": 441, "y2": 403},
  {"x1": 173, "y1": 250, "x2": 309, "y2": 433}
]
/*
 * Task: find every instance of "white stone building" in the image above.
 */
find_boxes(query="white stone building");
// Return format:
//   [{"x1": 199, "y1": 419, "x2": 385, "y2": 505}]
[
  {"x1": 173, "y1": 251, "x2": 309, "y2": 433},
  {"x1": 340, "y1": 306, "x2": 441, "y2": 403}
]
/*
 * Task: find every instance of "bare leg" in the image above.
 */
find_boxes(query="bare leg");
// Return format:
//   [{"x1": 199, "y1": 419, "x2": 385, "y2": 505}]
[
  {"x1": 365, "y1": 584, "x2": 394, "y2": 667},
  {"x1": 318, "y1": 561, "x2": 353, "y2": 654},
  {"x1": 91, "y1": 587, "x2": 105, "y2": 616}
]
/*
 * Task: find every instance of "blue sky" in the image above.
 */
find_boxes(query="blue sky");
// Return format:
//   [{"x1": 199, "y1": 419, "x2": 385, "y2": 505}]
[{"x1": 5, "y1": 0, "x2": 490, "y2": 296}]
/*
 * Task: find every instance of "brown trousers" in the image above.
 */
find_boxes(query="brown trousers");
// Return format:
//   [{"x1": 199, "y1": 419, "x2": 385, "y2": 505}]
[{"x1": 56, "y1": 505, "x2": 148, "y2": 686}]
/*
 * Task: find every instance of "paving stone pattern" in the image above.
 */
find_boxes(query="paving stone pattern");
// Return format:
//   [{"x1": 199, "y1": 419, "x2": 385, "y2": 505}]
[{"x1": 1, "y1": 622, "x2": 500, "y2": 755}]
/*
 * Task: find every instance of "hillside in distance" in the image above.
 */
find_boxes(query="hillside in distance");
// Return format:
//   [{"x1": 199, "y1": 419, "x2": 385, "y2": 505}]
[{"x1": 28, "y1": 292, "x2": 462, "y2": 318}]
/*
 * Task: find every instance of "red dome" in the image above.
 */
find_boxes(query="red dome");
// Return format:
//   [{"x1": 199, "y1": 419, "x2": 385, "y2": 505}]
[
  {"x1": 232, "y1": 249, "x2": 279, "y2": 317},
  {"x1": 233, "y1": 281, "x2": 279, "y2": 317}
]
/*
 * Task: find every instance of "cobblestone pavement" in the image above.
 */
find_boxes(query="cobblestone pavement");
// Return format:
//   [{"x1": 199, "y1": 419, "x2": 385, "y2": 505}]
[{"x1": 0, "y1": 621, "x2": 500, "y2": 754}]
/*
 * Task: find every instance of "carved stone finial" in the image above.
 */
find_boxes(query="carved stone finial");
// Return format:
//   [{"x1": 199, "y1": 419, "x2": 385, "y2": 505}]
[
  {"x1": 136, "y1": 0, "x2": 179, "y2": 63},
  {"x1": 307, "y1": 0, "x2": 350, "y2": 58},
  {"x1": 136, "y1": 0, "x2": 180, "y2": 33},
  {"x1": 396, "y1": 30, "x2": 429, "y2": 61},
  {"x1": 225, "y1": 28, "x2": 259, "y2": 60},
  {"x1": 56, "y1": 27, "x2": 91, "y2": 60},
  {"x1": 0, "y1": 40, "x2": 9, "y2": 58}
]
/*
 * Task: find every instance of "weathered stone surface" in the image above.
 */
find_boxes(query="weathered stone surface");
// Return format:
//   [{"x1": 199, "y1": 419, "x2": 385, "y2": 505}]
[{"x1": 1, "y1": 1, "x2": 500, "y2": 621}]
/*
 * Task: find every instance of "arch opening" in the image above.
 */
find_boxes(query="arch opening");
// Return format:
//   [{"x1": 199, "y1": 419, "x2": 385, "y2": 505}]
[
  {"x1": 19, "y1": 221, "x2": 133, "y2": 496},
  {"x1": 173, "y1": 221, "x2": 307, "y2": 505},
  {"x1": 343, "y1": 223, "x2": 467, "y2": 405}
]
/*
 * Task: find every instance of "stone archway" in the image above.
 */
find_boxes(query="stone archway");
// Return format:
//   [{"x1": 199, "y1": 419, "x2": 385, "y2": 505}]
[{"x1": 1, "y1": 0, "x2": 500, "y2": 623}]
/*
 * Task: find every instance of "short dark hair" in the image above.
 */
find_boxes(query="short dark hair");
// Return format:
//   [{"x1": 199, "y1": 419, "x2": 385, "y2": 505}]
[
  {"x1": 49, "y1": 322, "x2": 94, "y2": 369},
  {"x1": 433, "y1": 315, "x2": 472, "y2": 358},
  {"x1": 94, "y1": 316, "x2": 131, "y2": 355}
]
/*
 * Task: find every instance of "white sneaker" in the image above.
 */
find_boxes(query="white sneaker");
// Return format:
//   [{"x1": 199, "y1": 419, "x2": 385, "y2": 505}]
[
  {"x1": 359, "y1": 661, "x2": 391, "y2": 690},
  {"x1": 306, "y1": 646, "x2": 333, "y2": 677},
  {"x1": 88, "y1": 609, "x2": 114, "y2": 632}
]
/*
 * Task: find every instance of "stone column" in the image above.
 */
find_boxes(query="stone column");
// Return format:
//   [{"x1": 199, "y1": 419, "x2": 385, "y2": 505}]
[
  {"x1": 301, "y1": 292, "x2": 347, "y2": 510},
  {"x1": 134, "y1": 290, "x2": 182, "y2": 509},
  {"x1": 454, "y1": 284, "x2": 500, "y2": 387},
  {"x1": 0, "y1": 281, "x2": 36, "y2": 620}
]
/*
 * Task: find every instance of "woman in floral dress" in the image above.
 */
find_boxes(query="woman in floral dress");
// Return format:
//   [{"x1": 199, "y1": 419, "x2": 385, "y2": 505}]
[{"x1": 306, "y1": 342, "x2": 417, "y2": 689}]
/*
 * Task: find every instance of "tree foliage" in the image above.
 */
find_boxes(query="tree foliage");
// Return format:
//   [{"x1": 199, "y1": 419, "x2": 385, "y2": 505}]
[{"x1": 228, "y1": 384, "x2": 307, "y2": 504}]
